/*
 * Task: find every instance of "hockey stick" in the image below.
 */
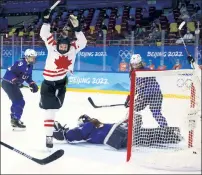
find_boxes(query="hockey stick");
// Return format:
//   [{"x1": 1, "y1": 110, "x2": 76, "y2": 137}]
[
  {"x1": 178, "y1": 21, "x2": 197, "y2": 69},
  {"x1": 0, "y1": 141, "x2": 64, "y2": 165},
  {"x1": 178, "y1": 21, "x2": 191, "y2": 56},
  {"x1": 0, "y1": 78, "x2": 30, "y2": 88},
  {"x1": 88, "y1": 97, "x2": 125, "y2": 108},
  {"x1": 50, "y1": 0, "x2": 61, "y2": 11}
]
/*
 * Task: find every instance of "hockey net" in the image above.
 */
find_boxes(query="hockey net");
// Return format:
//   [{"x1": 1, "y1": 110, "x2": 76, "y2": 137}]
[{"x1": 127, "y1": 69, "x2": 201, "y2": 171}]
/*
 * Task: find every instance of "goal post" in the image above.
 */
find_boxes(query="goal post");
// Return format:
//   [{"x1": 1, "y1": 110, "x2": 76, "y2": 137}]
[{"x1": 126, "y1": 69, "x2": 201, "y2": 170}]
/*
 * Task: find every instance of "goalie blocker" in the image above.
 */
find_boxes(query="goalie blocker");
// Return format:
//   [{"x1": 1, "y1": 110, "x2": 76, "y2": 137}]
[{"x1": 104, "y1": 114, "x2": 182, "y2": 150}]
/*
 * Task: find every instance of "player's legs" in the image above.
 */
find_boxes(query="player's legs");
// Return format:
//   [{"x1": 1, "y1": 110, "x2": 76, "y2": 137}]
[
  {"x1": 1, "y1": 80, "x2": 26, "y2": 129},
  {"x1": 104, "y1": 119, "x2": 128, "y2": 150},
  {"x1": 148, "y1": 93, "x2": 168, "y2": 127},
  {"x1": 39, "y1": 77, "x2": 67, "y2": 149}
]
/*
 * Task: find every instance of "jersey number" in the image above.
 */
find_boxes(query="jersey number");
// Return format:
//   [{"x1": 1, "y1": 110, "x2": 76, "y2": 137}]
[{"x1": 22, "y1": 75, "x2": 29, "y2": 79}]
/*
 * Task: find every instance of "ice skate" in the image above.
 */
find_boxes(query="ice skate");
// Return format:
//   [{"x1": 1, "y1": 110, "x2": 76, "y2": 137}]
[{"x1": 11, "y1": 118, "x2": 26, "y2": 131}]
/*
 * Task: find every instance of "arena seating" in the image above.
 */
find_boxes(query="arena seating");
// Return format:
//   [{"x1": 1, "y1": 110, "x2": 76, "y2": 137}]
[{"x1": 1, "y1": 0, "x2": 202, "y2": 46}]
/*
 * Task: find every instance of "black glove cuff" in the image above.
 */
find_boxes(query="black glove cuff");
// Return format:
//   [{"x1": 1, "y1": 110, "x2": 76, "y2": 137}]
[
  {"x1": 73, "y1": 26, "x2": 81, "y2": 32},
  {"x1": 43, "y1": 18, "x2": 51, "y2": 23}
]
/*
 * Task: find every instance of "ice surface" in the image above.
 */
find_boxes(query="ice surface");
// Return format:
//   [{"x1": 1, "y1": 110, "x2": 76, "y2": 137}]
[{"x1": 1, "y1": 89, "x2": 201, "y2": 174}]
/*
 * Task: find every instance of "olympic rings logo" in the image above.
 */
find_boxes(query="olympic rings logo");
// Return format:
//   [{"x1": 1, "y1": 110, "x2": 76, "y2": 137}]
[
  {"x1": 119, "y1": 50, "x2": 133, "y2": 60},
  {"x1": 2, "y1": 49, "x2": 12, "y2": 57},
  {"x1": 177, "y1": 78, "x2": 193, "y2": 90}
]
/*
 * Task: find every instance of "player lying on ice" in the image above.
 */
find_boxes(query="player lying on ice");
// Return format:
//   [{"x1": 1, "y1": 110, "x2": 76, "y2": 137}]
[{"x1": 52, "y1": 114, "x2": 183, "y2": 150}]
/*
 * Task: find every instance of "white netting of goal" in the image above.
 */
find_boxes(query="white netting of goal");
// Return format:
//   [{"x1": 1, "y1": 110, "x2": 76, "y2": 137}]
[{"x1": 127, "y1": 69, "x2": 201, "y2": 172}]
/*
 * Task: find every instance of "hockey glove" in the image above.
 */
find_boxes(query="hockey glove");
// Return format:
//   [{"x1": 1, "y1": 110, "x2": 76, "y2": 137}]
[
  {"x1": 187, "y1": 55, "x2": 195, "y2": 64},
  {"x1": 53, "y1": 121, "x2": 69, "y2": 141},
  {"x1": 69, "y1": 15, "x2": 81, "y2": 32},
  {"x1": 29, "y1": 82, "x2": 38, "y2": 93},
  {"x1": 42, "y1": 9, "x2": 51, "y2": 23},
  {"x1": 124, "y1": 95, "x2": 130, "y2": 108}
]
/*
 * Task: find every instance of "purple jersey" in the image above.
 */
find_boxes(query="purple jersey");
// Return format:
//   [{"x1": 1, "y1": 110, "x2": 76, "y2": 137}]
[
  {"x1": 135, "y1": 67, "x2": 161, "y2": 95},
  {"x1": 3, "y1": 58, "x2": 34, "y2": 84},
  {"x1": 64, "y1": 122, "x2": 114, "y2": 144}
]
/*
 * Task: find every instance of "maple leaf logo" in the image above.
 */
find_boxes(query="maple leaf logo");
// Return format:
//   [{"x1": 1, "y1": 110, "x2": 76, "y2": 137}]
[{"x1": 54, "y1": 56, "x2": 72, "y2": 70}]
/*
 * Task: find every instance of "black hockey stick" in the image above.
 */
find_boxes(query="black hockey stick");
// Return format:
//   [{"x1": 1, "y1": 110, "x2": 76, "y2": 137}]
[
  {"x1": 0, "y1": 141, "x2": 64, "y2": 165},
  {"x1": 88, "y1": 97, "x2": 124, "y2": 108}
]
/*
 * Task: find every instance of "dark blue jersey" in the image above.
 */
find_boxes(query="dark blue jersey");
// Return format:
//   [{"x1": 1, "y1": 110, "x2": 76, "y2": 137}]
[
  {"x1": 134, "y1": 67, "x2": 161, "y2": 95},
  {"x1": 64, "y1": 122, "x2": 114, "y2": 144},
  {"x1": 3, "y1": 58, "x2": 34, "y2": 84}
]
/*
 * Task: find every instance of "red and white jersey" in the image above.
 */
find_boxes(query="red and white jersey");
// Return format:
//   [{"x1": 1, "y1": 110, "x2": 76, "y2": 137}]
[{"x1": 40, "y1": 23, "x2": 87, "y2": 81}]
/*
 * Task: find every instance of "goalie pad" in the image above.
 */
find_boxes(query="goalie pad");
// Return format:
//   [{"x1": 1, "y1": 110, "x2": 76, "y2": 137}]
[
  {"x1": 103, "y1": 118, "x2": 128, "y2": 150},
  {"x1": 104, "y1": 114, "x2": 183, "y2": 150}
]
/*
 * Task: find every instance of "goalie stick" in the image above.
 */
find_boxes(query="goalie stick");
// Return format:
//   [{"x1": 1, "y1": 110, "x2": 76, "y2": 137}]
[
  {"x1": 0, "y1": 141, "x2": 64, "y2": 165},
  {"x1": 88, "y1": 97, "x2": 124, "y2": 108}
]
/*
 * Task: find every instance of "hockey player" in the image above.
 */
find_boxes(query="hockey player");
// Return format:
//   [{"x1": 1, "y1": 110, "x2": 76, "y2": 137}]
[
  {"x1": 1, "y1": 49, "x2": 38, "y2": 130},
  {"x1": 52, "y1": 114, "x2": 182, "y2": 150},
  {"x1": 125, "y1": 54, "x2": 168, "y2": 128},
  {"x1": 40, "y1": 9, "x2": 87, "y2": 150}
]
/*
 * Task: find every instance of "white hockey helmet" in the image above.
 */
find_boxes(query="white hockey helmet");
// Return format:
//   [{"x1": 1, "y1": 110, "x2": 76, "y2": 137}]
[
  {"x1": 24, "y1": 49, "x2": 37, "y2": 64},
  {"x1": 130, "y1": 54, "x2": 143, "y2": 69}
]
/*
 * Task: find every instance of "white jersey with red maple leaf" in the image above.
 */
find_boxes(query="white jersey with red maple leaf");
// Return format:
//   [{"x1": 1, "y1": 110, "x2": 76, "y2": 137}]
[{"x1": 40, "y1": 23, "x2": 87, "y2": 81}]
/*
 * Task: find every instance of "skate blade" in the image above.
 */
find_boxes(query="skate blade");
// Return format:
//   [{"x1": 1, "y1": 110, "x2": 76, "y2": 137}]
[
  {"x1": 46, "y1": 147, "x2": 54, "y2": 153},
  {"x1": 12, "y1": 127, "x2": 26, "y2": 131}
]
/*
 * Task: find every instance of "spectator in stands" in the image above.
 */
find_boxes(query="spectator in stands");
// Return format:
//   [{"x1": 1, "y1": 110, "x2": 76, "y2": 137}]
[
  {"x1": 194, "y1": 3, "x2": 201, "y2": 13},
  {"x1": 192, "y1": 3, "x2": 201, "y2": 21},
  {"x1": 176, "y1": 29, "x2": 194, "y2": 44},
  {"x1": 179, "y1": 3, "x2": 190, "y2": 21},
  {"x1": 148, "y1": 23, "x2": 161, "y2": 42},
  {"x1": 133, "y1": 24, "x2": 145, "y2": 39}
]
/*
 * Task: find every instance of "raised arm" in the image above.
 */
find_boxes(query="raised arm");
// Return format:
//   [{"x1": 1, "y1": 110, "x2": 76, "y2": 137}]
[
  {"x1": 40, "y1": 9, "x2": 56, "y2": 47},
  {"x1": 68, "y1": 15, "x2": 87, "y2": 53}
]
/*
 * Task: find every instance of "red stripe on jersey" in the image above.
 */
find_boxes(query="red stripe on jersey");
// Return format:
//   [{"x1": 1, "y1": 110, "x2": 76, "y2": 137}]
[
  {"x1": 47, "y1": 34, "x2": 53, "y2": 41},
  {"x1": 44, "y1": 124, "x2": 54, "y2": 127},
  {"x1": 71, "y1": 42, "x2": 77, "y2": 49},
  {"x1": 44, "y1": 120, "x2": 54, "y2": 122},
  {"x1": 44, "y1": 69, "x2": 65, "y2": 73},
  {"x1": 48, "y1": 39, "x2": 55, "y2": 45},
  {"x1": 43, "y1": 71, "x2": 67, "y2": 77}
]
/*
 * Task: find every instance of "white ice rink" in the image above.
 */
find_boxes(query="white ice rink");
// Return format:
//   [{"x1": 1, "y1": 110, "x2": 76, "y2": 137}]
[{"x1": 1, "y1": 88, "x2": 201, "y2": 174}]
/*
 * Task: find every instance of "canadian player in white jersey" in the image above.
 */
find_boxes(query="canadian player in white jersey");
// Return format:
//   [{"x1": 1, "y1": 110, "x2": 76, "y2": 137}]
[{"x1": 39, "y1": 9, "x2": 87, "y2": 150}]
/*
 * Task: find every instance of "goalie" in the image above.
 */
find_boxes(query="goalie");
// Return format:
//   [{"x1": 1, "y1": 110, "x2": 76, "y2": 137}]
[
  {"x1": 52, "y1": 114, "x2": 182, "y2": 150},
  {"x1": 125, "y1": 54, "x2": 168, "y2": 128}
]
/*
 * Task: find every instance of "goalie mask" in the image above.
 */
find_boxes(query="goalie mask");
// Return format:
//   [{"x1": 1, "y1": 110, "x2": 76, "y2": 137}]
[
  {"x1": 24, "y1": 49, "x2": 37, "y2": 64},
  {"x1": 77, "y1": 114, "x2": 91, "y2": 126},
  {"x1": 57, "y1": 36, "x2": 71, "y2": 54}
]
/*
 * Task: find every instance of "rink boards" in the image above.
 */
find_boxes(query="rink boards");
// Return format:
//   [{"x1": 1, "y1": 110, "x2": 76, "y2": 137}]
[{"x1": 0, "y1": 69, "x2": 191, "y2": 99}]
